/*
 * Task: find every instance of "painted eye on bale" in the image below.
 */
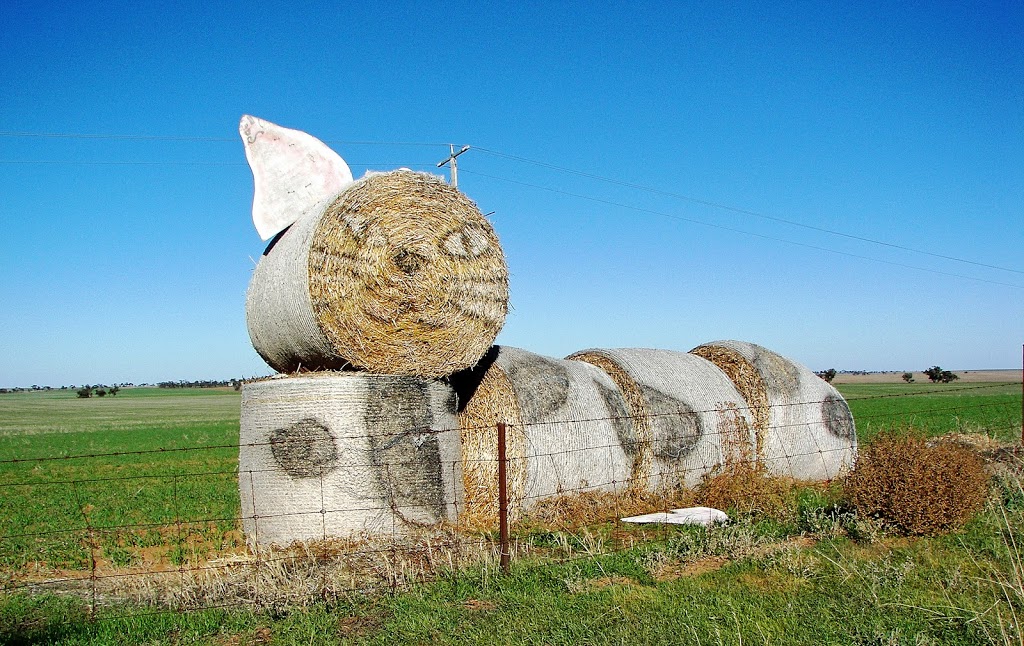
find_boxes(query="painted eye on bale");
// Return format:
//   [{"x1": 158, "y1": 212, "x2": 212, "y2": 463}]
[{"x1": 442, "y1": 226, "x2": 491, "y2": 258}]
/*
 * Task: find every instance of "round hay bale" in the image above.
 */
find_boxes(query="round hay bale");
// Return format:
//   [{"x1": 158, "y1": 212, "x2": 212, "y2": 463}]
[
  {"x1": 690, "y1": 340, "x2": 857, "y2": 480},
  {"x1": 239, "y1": 373, "x2": 464, "y2": 547},
  {"x1": 246, "y1": 170, "x2": 509, "y2": 377},
  {"x1": 567, "y1": 348, "x2": 756, "y2": 490},
  {"x1": 450, "y1": 346, "x2": 634, "y2": 528}
]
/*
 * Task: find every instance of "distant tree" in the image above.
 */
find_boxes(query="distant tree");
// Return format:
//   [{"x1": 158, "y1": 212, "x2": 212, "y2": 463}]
[
  {"x1": 109, "y1": 385, "x2": 120, "y2": 396},
  {"x1": 95, "y1": 389, "x2": 107, "y2": 397},
  {"x1": 76, "y1": 386, "x2": 93, "y2": 399},
  {"x1": 924, "y1": 366, "x2": 959, "y2": 384},
  {"x1": 816, "y1": 368, "x2": 837, "y2": 383},
  {"x1": 902, "y1": 372, "x2": 914, "y2": 383}
]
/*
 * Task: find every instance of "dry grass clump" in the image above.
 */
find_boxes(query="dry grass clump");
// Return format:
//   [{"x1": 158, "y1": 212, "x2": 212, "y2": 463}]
[
  {"x1": 519, "y1": 488, "x2": 695, "y2": 530},
  {"x1": 88, "y1": 528, "x2": 500, "y2": 613},
  {"x1": 845, "y1": 432, "x2": 990, "y2": 536},
  {"x1": 694, "y1": 461, "x2": 796, "y2": 520}
]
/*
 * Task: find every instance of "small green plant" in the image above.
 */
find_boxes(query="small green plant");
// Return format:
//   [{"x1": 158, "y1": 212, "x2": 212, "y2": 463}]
[
  {"x1": 901, "y1": 372, "x2": 914, "y2": 383},
  {"x1": 845, "y1": 431, "x2": 989, "y2": 535}
]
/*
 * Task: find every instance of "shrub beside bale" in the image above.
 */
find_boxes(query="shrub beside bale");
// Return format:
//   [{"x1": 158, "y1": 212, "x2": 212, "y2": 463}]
[{"x1": 845, "y1": 432, "x2": 989, "y2": 535}]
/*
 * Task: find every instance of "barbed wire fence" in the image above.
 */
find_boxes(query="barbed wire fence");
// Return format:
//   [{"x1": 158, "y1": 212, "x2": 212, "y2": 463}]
[{"x1": 1, "y1": 383, "x2": 1021, "y2": 623}]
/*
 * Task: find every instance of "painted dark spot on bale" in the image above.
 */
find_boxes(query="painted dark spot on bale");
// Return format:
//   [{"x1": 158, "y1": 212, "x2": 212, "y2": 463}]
[
  {"x1": 505, "y1": 354, "x2": 571, "y2": 422},
  {"x1": 822, "y1": 394, "x2": 856, "y2": 440},
  {"x1": 594, "y1": 379, "x2": 637, "y2": 457},
  {"x1": 365, "y1": 380, "x2": 447, "y2": 524},
  {"x1": 642, "y1": 386, "x2": 702, "y2": 461},
  {"x1": 750, "y1": 346, "x2": 801, "y2": 397},
  {"x1": 269, "y1": 418, "x2": 339, "y2": 478}
]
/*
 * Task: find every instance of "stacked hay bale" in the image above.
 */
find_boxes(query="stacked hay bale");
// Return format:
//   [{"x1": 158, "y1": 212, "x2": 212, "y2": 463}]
[
  {"x1": 690, "y1": 340, "x2": 856, "y2": 480},
  {"x1": 566, "y1": 348, "x2": 756, "y2": 491},
  {"x1": 246, "y1": 169, "x2": 509, "y2": 377},
  {"x1": 238, "y1": 117, "x2": 509, "y2": 546},
  {"x1": 451, "y1": 346, "x2": 634, "y2": 527},
  {"x1": 240, "y1": 374, "x2": 463, "y2": 545}
]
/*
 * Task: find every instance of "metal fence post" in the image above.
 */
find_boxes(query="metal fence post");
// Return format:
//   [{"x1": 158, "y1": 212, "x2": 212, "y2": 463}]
[{"x1": 497, "y1": 422, "x2": 510, "y2": 574}]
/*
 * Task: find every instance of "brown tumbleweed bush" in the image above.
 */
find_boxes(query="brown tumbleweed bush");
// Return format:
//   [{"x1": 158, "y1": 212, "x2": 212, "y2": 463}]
[{"x1": 845, "y1": 431, "x2": 989, "y2": 536}]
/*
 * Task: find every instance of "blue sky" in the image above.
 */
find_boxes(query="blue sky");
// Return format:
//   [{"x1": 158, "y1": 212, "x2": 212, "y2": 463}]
[{"x1": 1, "y1": 1, "x2": 1021, "y2": 388}]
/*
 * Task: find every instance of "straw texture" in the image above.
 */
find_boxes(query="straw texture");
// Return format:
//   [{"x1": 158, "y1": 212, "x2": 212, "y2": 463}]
[
  {"x1": 239, "y1": 373, "x2": 463, "y2": 547},
  {"x1": 246, "y1": 170, "x2": 509, "y2": 377},
  {"x1": 451, "y1": 346, "x2": 633, "y2": 527},
  {"x1": 690, "y1": 340, "x2": 856, "y2": 480},
  {"x1": 568, "y1": 348, "x2": 756, "y2": 490}
]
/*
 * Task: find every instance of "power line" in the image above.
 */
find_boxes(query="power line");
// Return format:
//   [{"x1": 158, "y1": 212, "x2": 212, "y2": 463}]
[
  {"x1": 4, "y1": 130, "x2": 1018, "y2": 278},
  {"x1": 0, "y1": 130, "x2": 454, "y2": 147},
  {"x1": 461, "y1": 168, "x2": 1024, "y2": 291},
  {"x1": 473, "y1": 147, "x2": 1024, "y2": 277},
  {"x1": 0, "y1": 159, "x2": 435, "y2": 167}
]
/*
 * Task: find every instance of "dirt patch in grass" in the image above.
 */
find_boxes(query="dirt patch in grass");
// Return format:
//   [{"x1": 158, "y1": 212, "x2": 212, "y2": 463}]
[
  {"x1": 652, "y1": 556, "x2": 729, "y2": 581},
  {"x1": 337, "y1": 613, "x2": 386, "y2": 638},
  {"x1": 462, "y1": 598, "x2": 497, "y2": 611}
]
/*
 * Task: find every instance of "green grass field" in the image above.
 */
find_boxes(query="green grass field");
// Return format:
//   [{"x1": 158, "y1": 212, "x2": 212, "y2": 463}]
[
  {"x1": 1, "y1": 383, "x2": 1023, "y2": 644},
  {"x1": 0, "y1": 388, "x2": 242, "y2": 573},
  {"x1": 836, "y1": 382, "x2": 1022, "y2": 443}
]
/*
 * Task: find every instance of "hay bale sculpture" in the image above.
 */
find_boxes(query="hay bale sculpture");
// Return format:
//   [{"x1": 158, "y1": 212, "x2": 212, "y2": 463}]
[
  {"x1": 566, "y1": 348, "x2": 756, "y2": 490},
  {"x1": 234, "y1": 117, "x2": 856, "y2": 546},
  {"x1": 690, "y1": 340, "x2": 856, "y2": 480}
]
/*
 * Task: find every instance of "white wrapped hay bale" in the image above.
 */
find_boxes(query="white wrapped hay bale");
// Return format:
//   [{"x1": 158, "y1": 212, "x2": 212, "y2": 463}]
[
  {"x1": 451, "y1": 346, "x2": 634, "y2": 527},
  {"x1": 566, "y1": 348, "x2": 756, "y2": 490},
  {"x1": 241, "y1": 116, "x2": 509, "y2": 377},
  {"x1": 689, "y1": 340, "x2": 856, "y2": 480},
  {"x1": 239, "y1": 373, "x2": 464, "y2": 547}
]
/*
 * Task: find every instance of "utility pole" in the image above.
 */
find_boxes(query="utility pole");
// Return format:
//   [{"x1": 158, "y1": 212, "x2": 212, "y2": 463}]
[{"x1": 437, "y1": 144, "x2": 470, "y2": 188}]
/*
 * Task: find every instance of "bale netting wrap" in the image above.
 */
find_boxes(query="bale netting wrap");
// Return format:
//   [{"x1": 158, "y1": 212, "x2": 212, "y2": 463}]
[
  {"x1": 451, "y1": 346, "x2": 633, "y2": 528},
  {"x1": 246, "y1": 169, "x2": 509, "y2": 376},
  {"x1": 567, "y1": 348, "x2": 756, "y2": 490},
  {"x1": 239, "y1": 373, "x2": 464, "y2": 547},
  {"x1": 689, "y1": 340, "x2": 857, "y2": 480}
]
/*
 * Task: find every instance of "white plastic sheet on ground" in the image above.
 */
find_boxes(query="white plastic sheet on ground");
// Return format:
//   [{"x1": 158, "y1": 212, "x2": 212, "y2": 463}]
[{"x1": 621, "y1": 506, "x2": 729, "y2": 526}]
